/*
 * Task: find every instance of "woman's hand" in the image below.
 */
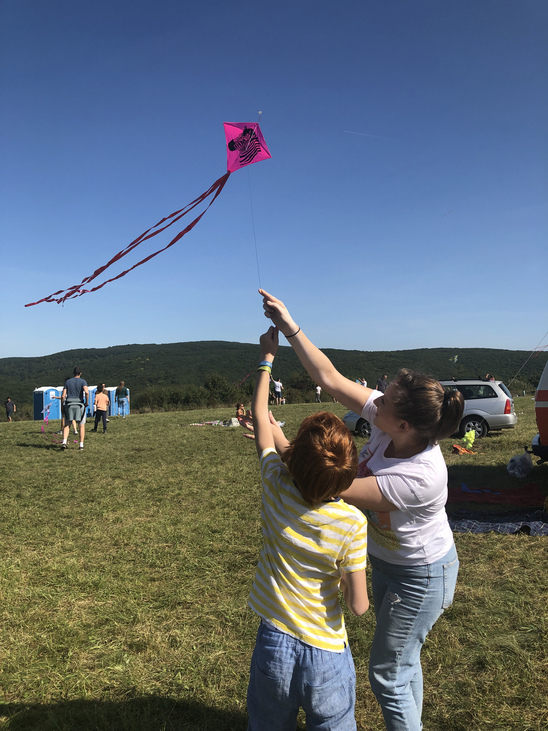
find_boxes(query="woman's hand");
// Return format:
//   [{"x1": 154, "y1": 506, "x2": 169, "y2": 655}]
[
  {"x1": 259, "y1": 325, "x2": 279, "y2": 360},
  {"x1": 260, "y1": 289, "x2": 299, "y2": 338}
]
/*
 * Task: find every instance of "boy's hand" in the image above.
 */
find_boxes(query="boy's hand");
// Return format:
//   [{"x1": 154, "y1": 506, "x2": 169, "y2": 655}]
[{"x1": 260, "y1": 325, "x2": 279, "y2": 360}]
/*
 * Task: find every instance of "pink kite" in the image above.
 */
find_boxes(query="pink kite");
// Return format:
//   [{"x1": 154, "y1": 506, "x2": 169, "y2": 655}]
[{"x1": 26, "y1": 121, "x2": 271, "y2": 306}]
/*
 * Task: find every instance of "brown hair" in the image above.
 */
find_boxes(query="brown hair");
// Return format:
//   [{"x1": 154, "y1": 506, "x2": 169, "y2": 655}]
[
  {"x1": 285, "y1": 412, "x2": 358, "y2": 506},
  {"x1": 389, "y1": 368, "x2": 464, "y2": 442}
]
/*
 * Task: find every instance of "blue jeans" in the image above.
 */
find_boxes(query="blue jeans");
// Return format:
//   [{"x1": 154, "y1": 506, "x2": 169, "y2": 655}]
[
  {"x1": 368, "y1": 544, "x2": 459, "y2": 731},
  {"x1": 247, "y1": 621, "x2": 357, "y2": 731},
  {"x1": 117, "y1": 398, "x2": 128, "y2": 416}
]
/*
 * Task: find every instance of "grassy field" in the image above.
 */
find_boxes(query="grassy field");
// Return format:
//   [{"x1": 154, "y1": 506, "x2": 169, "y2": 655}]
[{"x1": 0, "y1": 398, "x2": 546, "y2": 730}]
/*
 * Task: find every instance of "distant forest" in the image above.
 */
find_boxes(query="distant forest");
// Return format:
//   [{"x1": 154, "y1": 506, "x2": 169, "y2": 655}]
[{"x1": 1, "y1": 341, "x2": 546, "y2": 416}]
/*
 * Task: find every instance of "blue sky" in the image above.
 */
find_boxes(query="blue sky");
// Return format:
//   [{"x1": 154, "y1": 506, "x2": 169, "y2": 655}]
[{"x1": 1, "y1": 0, "x2": 546, "y2": 359}]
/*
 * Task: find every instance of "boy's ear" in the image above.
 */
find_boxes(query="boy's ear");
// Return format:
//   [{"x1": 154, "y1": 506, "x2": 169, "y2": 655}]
[{"x1": 398, "y1": 420, "x2": 410, "y2": 433}]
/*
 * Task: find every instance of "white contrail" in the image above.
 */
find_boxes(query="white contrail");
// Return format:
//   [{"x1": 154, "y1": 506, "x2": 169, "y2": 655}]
[{"x1": 344, "y1": 130, "x2": 388, "y2": 139}]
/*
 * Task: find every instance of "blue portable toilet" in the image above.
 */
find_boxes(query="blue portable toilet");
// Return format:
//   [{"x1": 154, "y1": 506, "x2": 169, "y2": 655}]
[
  {"x1": 33, "y1": 387, "x2": 62, "y2": 421},
  {"x1": 87, "y1": 386, "x2": 97, "y2": 417},
  {"x1": 105, "y1": 387, "x2": 117, "y2": 416}
]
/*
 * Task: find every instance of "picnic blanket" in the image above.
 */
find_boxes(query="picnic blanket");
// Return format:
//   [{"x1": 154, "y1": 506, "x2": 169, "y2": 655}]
[
  {"x1": 189, "y1": 418, "x2": 286, "y2": 429},
  {"x1": 449, "y1": 509, "x2": 548, "y2": 536},
  {"x1": 447, "y1": 482, "x2": 545, "y2": 507},
  {"x1": 189, "y1": 418, "x2": 240, "y2": 427}
]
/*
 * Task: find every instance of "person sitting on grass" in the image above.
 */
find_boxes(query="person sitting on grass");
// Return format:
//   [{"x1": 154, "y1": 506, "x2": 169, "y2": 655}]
[{"x1": 246, "y1": 325, "x2": 369, "y2": 731}]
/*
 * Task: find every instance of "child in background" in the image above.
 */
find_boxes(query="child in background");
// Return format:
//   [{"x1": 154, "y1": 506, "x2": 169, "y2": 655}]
[
  {"x1": 93, "y1": 385, "x2": 110, "y2": 433},
  {"x1": 246, "y1": 325, "x2": 369, "y2": 730}
]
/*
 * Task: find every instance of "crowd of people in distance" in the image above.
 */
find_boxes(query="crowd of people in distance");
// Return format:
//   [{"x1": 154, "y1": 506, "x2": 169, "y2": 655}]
[{"x1": 57, "y1": 370, "x2": 130, "y2": 450}]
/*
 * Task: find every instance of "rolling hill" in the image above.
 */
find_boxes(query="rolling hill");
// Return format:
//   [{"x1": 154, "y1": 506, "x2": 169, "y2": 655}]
[{"x1": 1, "y1": 341, "x2": 546, "y2": 410}]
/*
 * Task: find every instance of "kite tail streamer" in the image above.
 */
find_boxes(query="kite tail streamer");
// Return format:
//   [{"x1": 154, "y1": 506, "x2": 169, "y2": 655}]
[{"x1": 25, "y1": 172, "x2": 231, "y2": 306}]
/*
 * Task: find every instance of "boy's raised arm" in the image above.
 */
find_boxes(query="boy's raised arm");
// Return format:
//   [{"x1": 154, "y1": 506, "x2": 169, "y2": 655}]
[{"x1": 251, "y1": 326, "x2": 279, "y2": 458}]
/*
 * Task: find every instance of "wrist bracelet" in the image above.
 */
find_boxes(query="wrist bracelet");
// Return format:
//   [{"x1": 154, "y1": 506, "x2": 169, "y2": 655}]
[
  {"x1": 286, "y1": 327, "x2": 300, "y2": 339},
  {"x1": 259, "y1": 360, "x2": 273, "y2": 368},
  {"x1": 257, "y1": 365, "x2": 272, "y2": 374}
]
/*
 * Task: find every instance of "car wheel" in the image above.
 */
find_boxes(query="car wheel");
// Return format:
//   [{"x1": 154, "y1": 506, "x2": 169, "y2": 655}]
[
  {"x1": 357, "y1": 419, "x2": 371, "y2": 438},
  {"x1": 459, "y1": 416, "x2": 488, "y2": 439}
]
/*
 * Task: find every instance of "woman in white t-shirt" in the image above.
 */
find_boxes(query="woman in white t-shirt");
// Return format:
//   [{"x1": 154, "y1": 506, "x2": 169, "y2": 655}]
[{"x1": 260, "y1": 289, "x2": 464, "y2": 731}]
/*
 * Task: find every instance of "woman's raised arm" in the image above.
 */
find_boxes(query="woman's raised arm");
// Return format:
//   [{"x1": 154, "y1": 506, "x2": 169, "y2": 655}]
[{"x1": 260, "y1": 289, "x2": 373, "y2": 414}]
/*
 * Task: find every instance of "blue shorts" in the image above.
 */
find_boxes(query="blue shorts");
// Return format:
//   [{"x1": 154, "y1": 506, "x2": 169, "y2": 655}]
[{"x1": 247, "y1": 621, "x2": 357, "y2": 730}]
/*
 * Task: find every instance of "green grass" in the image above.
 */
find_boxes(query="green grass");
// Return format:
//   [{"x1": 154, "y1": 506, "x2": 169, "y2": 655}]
[{"x1": 0, "y1": 400, "x2": 546, "y2": 730}]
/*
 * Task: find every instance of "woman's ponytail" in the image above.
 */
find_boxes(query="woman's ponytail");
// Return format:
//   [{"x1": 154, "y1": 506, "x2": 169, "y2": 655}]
[
  {"x1": 390, "y1": 369, "x2": 464, "y2": 443},
  {"x1": 434, "y1": 388, "x2": 464, "y2": 441}
]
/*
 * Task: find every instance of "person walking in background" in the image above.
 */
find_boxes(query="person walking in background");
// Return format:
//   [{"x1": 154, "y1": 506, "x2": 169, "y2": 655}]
[
  {"x1": 61, "y1": 368, "x2": 89, "y2": 450},
  {"x1": 246, "y1": 324, "x2": 368, "y2": 730},
  {"x1": 100, "y1": 383, "x2": 110, "y2": 425},
  {"x1": 271, "y1": 375, "x2": 283, "y2": 405},
  {"x1": 116, "y1": 381, "x2": 129, "y2": 417},
  {"x1": 93, "y1": 384, "x2": 110, "y2": 433},
  {"x1": 4, "y1": 397, "x2": 16, "y2": 422},
  {"x1": 53, "y1": 382, "x2": 78, "y2": 434},
  {"x1": 315, "y1": 384, "x2": 322, "y2": 402},
  {"x1": 259, "y1": 289, "x2": 464, "y2": 731},
  {"x1": 376, "y1": 374, "x2": 388, "y2": 393}
]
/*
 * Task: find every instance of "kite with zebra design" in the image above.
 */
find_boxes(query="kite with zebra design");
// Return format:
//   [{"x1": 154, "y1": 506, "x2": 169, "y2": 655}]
[{"x1": 26, "y1": 119, "x2": 271, "y2": 306}]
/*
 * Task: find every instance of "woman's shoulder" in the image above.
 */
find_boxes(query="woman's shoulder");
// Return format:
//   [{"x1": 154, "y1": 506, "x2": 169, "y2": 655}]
[{"x1": 415, "y1": 442, "x2": 445, "y2": 468}]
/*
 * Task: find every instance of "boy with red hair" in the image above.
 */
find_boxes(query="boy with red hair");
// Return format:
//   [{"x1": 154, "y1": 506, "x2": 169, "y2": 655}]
[{"x1": 246, "y1": 326, "x2": 368, "y2": 731}]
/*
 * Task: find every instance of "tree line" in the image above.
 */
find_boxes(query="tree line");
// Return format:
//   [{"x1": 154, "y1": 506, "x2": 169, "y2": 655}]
[{"x1": 1, "y1": 341, "x2": 545, "y2": 417}]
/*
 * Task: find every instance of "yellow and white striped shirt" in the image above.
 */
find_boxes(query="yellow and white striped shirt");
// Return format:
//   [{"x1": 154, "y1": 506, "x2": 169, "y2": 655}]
[{"x1": 248, "y1": 448, "x2": 367, "y2": 652}]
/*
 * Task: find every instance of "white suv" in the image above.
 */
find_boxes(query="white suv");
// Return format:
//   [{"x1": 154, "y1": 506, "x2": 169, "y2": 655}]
[{"x1": 440, "y1": 379, "x2": 517, "y2": 438}]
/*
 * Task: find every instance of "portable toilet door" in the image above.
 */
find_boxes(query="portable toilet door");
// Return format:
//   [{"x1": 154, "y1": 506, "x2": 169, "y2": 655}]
[
  {"x1": 33, "y1": 387, "x2": 62, "y2": 421},
  {"x1": 87, "y1": 387, "x2": 97, "y2": 418},
  {"x1": 105, "y1": 388, "x2": 117, "y2": 416}
]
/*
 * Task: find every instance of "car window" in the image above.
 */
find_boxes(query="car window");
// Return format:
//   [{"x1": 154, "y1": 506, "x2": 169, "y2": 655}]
[
  {"x1": 456, "y1": 385, "x2": 497, "y2": 400},
  {"x1": 498, "y1": 382, "x2": 512, "y2": 398}
]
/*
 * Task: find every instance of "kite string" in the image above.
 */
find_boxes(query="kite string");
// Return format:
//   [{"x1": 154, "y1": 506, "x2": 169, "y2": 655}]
[
  {"x1": 507, "y1": 328, "x2": 548, "y2": 387},
  {"x1": 247, "y1": 167, "x2": 262, "y2": 290}
]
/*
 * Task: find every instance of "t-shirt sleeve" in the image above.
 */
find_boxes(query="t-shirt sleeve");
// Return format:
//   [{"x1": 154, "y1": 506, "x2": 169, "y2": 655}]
[
  {"x1": 339, "y1": 509, "x2": 368, "y2": 573},
  {"x1": 361, "y1": 390, "x2": 381, "y2": 422},
  {"x1": 260, "y1": 448, "x2": 284, "y2": 482},
  {"x1": 375, "y1": 456, "x2": 447, "y2": 514}
]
